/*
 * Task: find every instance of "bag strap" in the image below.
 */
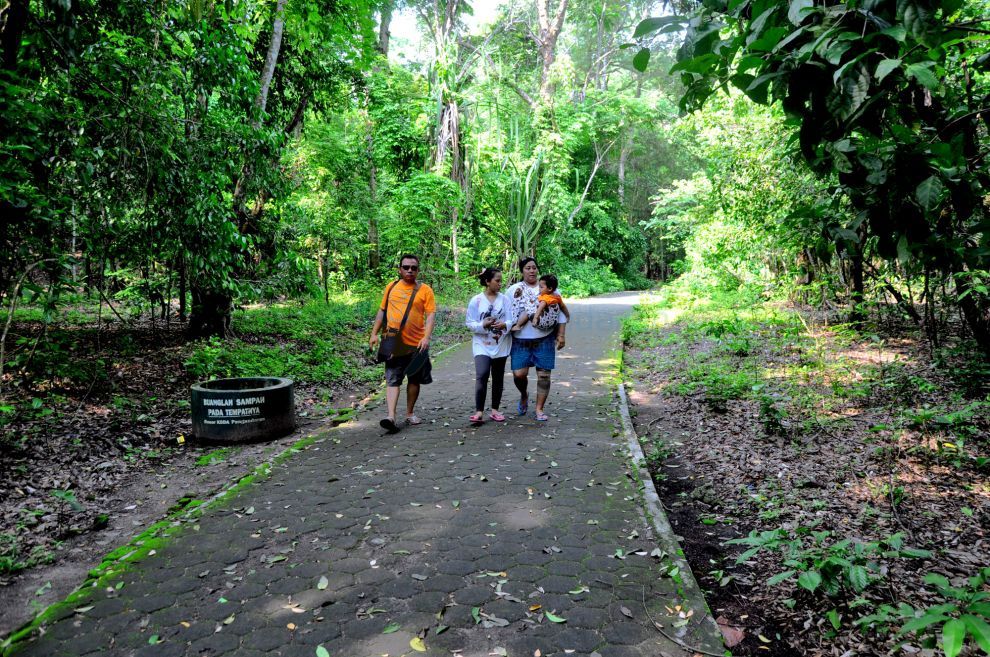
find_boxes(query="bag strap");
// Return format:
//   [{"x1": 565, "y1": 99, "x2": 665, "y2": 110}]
[
  {"x1": 383, "y1": 279, "x2": 421, "y2": 331},
  {"x1": 397, "y1": 282, "x2": 421, "y2": 332},
  {"x1": 382, "y1": 279, "x2": 400, "y2": 322}
]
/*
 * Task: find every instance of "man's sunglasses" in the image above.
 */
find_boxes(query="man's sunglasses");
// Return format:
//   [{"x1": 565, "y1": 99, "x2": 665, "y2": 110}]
[{"x1": 400, "y1": 264, "x2": 419, "y2": 271}]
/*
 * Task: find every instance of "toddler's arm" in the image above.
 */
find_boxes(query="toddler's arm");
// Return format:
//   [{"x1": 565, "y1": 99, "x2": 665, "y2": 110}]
[{"x1": 555, "y1": 295, "x2": 570, "y2": 320}]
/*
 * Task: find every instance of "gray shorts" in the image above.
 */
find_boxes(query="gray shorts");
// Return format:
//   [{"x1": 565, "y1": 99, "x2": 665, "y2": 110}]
[{"x1": 385, "y1": 351, "x2": 433, "y2": 387}]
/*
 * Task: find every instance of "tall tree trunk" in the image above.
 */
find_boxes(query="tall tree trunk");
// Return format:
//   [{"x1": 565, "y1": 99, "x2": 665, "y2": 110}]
[
  {"x1": 0, "y1": 0, "x2": 28, "y2": 71},
  {"x1": 232, "y1": 0, "x2": 287, "y2": 216},
  {"x1": 178, "y1": 257, "x2": 187, "y2": 321},
  {"x1": 255, "y1": 0, "x2": 287, "y2": 118},
  {"x1": 378, "y1": 2, "x2": 392, "y2": 55},
  {"x1": 536, "y1": 0, "x2": 568, "y2": 106},
  {"x1": 365, "y1": 3, "x2": 391, "y2": 270},
  {"x1": 957, "y1": 277, "x2": 990, "y2": 357},
  {"x1": 848, "y1": 251, "x2": 865, "y2": 327},
  {"x1": 368, "y1": 139, "x2": 381, "y2": 270},
  {"x1": 192, "y1": 0, "x2": 286, "y2": 338},
  {"x1": 618, "y1": 136, "x2": 630, "y2": 206},
  {"x1": 188, "y1": 287, "x2": 232, "y2": 339}
]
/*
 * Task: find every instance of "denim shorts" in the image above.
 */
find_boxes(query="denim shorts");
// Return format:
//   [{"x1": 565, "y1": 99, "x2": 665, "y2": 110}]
[
  {"x1": 510, "y1": 334, "x2": 556, "y2": 371},
  {"x1": 385, "y1": 351, "x2": 432, "y2": 387}
]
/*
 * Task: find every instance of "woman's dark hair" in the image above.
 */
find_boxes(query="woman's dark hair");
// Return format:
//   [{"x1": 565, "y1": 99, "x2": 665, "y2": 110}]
[
  {"x1": 517, "y1": 257, "x2": 537, "y2": 272},
  {"x1": 539, "y1": 274, "x2": 558, "y2": 291},
  {"x1": 478, "y1": 267, "x2": 501, "y2": 286}
]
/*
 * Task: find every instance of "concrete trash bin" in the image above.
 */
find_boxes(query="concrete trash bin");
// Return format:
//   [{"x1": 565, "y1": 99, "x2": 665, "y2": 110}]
[{"x1": 191, "y1": 377, "x2": 295, "y2": 443}]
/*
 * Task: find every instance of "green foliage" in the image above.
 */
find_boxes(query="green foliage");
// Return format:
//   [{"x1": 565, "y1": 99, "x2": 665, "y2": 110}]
[
  {"x1": 195, "y1": 448, "x2": 233, "y2": 467},
  {"x1": 729, "y1": 529, "x2": 932, "y2": 598},
  {"x1": 555, "y1": 258, "x2": 626, "y2": 297},
  {"x1": 636, "y1": 0, "x2": 990, "y2": 353},
  {"x1": 859, "y1": 568, "x2": 990, "y2": 657},
  {"x1": 0, "y1": 533, "x2": 55, "y2": 576},
  {"x1": 185, "y1": 336, "x2": 345, "y2": 384},
  {"x1": 643, "y1": 437, "x2": 674, "y2": 471}
]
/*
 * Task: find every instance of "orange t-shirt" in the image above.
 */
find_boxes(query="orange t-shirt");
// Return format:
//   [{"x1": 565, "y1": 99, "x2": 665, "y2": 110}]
[
  {"x1": 380, "y1": 280, "x2": 437, "y2": 346},
  {"x1": 538, "y1": 293, "x2": 561, "y2": 306}
]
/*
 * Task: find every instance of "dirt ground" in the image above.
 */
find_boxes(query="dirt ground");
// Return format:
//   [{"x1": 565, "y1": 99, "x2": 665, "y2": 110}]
[{"x1": 622, "y1": 308, "x2": 989, "y2": 656}]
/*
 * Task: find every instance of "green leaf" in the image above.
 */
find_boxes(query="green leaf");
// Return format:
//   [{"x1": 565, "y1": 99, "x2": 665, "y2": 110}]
[
  {"x1": 472, "y1": 607, "x2": 481, "y2": 624},
  {"x1": 924, "y1": 573, "x2": 951, "y2": 589},
  {"x1": 410, "y1": 637, "x2": 426, "y2": 652},
  {"x1": 382, "y1": 622, "x2": 400, "y2": 634},
  {"x1": 906, "y1": 62, "x2": 938, "y2": 89},
  {"x1": 545, "y1": 612, "x2": 567, "y2": 623},
  {"x1": 633, "y1": 48, "x2": 651, "y2": 72},
  {"x1": 797, "y1": 570, "x2": 822, "y2": 592},
  {"x1": 847, "y1": 565, "x2": 870, "y2": 592},
  {"x1": 826, "y1": 609, "x2": 841, "y2": 630},
  {"x1": 962, "y1": 615, "x2": 990, "y2": 653},
  {"x1": 899, "y1": 614, "x2": 949, "y2": 635},
  {"x1": 880, "y1": 25, "x2": 907, "y2": 41},
  {"x1": 634, "y1": 16, "x2": 680, "y2": 38},
  {"x1": 148, "y1": 635, "x2": 160, "y2": 645},
  {"x1": 317, "y1": 576, "x2": 329, "y2": 591},
  {"x1": 316, "y1": 647, "x2": 330, "y2": 657},
  {"x1": 875, "y1": 59, "x2": 901, "y2": 82},
  {"x1": 896, "y1": 235, "x2": 912, "y2": 265},
  {"x1": 916, "y1": 176, "x2": 944, "y2": 210},
  {"x1": 900, "y1": 548, "x2": 933, "y2": 558},
  {"x1": 942, "y1": 618, "x2": 966, "y2": 657},
  {"x1": 901, "y1": 0, "x2": 931, "y2": 39},
  {"x1": 787, "y1": 0, "x2": 814, "y2": 25},
  {"x1": 767, "y1": 570, "x2": 797, "y2": 585}
]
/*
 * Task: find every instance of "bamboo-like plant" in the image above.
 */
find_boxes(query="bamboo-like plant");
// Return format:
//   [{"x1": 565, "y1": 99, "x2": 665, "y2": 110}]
[{"x1": 505, "y1": 153, "x2": 545, "y2": 262}]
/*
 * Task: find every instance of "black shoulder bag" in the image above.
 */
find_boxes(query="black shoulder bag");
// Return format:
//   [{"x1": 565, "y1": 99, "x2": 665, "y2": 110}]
[{"x1": 375, "y1": 281, "x2": 422, "y2": 363}]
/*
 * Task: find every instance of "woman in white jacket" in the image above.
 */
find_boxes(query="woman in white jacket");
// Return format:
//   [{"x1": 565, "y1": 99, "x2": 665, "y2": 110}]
[{"x1": 465, "y1": 267, "x2": 511, "y2": 424}]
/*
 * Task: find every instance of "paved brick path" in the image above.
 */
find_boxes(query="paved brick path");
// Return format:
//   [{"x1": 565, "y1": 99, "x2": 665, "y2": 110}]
[{"x1": 8, "y1": 293, "x2": 723, "y2": 657}]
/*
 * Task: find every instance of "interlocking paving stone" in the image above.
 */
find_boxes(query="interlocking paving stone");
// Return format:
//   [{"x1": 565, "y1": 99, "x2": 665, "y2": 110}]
[{"x1": 5, "y1": 294, "x2": 722, "y2": 657}]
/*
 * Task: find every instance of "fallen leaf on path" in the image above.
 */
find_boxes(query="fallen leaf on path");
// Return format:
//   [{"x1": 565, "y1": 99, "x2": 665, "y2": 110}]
[{"x1": 410, "y1": 637, "x2": 426, "y2": 652}]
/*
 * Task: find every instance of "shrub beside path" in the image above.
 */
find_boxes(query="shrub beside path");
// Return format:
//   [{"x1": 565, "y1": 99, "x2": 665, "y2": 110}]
[{"x1": 6, "y1": 293, "x2": 723, "y2": 657}]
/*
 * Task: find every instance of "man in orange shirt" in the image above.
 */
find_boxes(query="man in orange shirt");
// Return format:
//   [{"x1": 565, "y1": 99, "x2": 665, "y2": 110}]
[{"x1": 369, "y1": 254, "x2": 437, "y2": 434}]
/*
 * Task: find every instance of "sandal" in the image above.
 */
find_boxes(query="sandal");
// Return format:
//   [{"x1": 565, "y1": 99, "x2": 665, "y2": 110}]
[
  {"x1": 379, "y1": 417, "x2": 400, "y2": 434},
  {"x1": 535, "y1": 411, "x2": 549, "y2": 422},
  {"x1": 469, "y1": 412, "x2": 484, "y2": 425},
  {"x1": 404, "y1": 414, "x2": 422, "y2": 426},
  {"x1": 517, "y1": 397, "x2": 528, "y2": 416},
  {"x1": 489, "y1": 410, "x2": 506, "y2": 422}
]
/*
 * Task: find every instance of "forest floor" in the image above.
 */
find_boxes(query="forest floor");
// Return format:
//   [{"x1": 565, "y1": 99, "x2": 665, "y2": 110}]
[
  {"x1": 0, "y1": 296, "x2": 469, "y2": 637},
  {"x1": 621, "y1": 284, "x2": 990, "y2": 656}
]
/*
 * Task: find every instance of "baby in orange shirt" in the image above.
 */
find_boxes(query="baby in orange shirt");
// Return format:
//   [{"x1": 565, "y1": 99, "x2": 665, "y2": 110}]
[{"x1": 514, "y1": 274, "x2": 570, "y2": 331}]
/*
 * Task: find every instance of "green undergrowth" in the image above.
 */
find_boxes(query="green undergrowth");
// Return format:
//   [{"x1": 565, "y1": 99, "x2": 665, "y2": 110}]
[
  {"x1": 0, "y1": 430, "x2": 329, "y2": 655},
  {"x1": 184, "y1": 295, "x2": 468, "y2": 386},
  {"x1": 622, "y1": 280, "x2": 989, "y2": 463},
  {"x1": 622, "y1": 277, "x2": 990, "y2": 655}
]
